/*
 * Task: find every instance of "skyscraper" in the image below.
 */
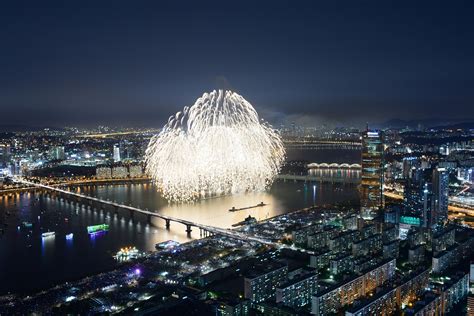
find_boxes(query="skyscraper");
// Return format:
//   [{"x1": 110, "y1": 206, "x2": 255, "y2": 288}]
[
  {"x1": 402, "y1": 157, "x2": 419, "y2": 179},
  {"x1": 403, "y1": 180, "x2": 424, "y2": 215},
  {"x1": 50, "y1": 146, "x2": 65, "y2": 160},
  {"x1": 113, "y1": 144, "x2": 121, "y2": 162},
  {"x1": 360, "y1": 128, "x2": 384, "y2": 219},
  {"x1": 422, "y1": 183, "x2": 434, "y2": 228},
  {"x1": 403, "y1": 178, "x2": 435, "y2": 228},
  {"x1": 0, "y1": 144, "x2": 11, "y2": 167},
  {"x1": 432, "y1": 168, "x2": 449, "y2": 225}
]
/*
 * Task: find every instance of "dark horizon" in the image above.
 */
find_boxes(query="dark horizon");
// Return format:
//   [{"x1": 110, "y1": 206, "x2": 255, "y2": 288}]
[{"x1": 1, "y1": 1, "x2": 473, "y2": 128}]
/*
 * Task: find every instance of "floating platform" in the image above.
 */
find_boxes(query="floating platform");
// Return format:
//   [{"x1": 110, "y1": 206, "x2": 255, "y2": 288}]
[{"x1": 229, "y1": 202, "x2": 266, "y2": 212}]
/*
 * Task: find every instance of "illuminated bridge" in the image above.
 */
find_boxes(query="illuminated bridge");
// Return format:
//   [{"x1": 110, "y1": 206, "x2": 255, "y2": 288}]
[
  {"x1": 278, "y1": 162, "x2": 362, "y2": 184},
  {"x1": 307, "y1": 162, "x2": 361, "y2": 169},
  {"x1": 277, "y1": 173, "x2": 360, "y2": 184},
  {"x1": 12, "y1": 177, "x2": 275, "y2": 245},
  {"x1": 284, "y1": 140, "x2": 361, "y2": 150}
]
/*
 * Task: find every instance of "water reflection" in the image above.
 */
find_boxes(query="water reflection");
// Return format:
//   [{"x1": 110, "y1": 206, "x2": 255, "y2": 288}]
[
  {"x1": 41, "y1": 235, "x2": 55, "y2": 257},
  {"x1": 0, "y1": 180, "x2": 358, "y2": 294},
  {"x1": 308, "y1": 167, "x2": 361, "y2": 179}
]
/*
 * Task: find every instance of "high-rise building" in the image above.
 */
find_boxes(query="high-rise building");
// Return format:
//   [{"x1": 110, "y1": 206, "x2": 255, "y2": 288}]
[
  {"x1": 360, "y1": 128, "x2": 384, "y2": 219},
  {"x1": 275, "y1": 271, "x2": 317, "y2": 308},
  {"x1": 50, "y1": 146, "x2": 65, "y2": 160},
  {"x1": 403, "y1": 181, "x2": 434, "y2": 228},
  {"x1": 0, "y1": 144, "x2": 11, "y2": 167},
  {"x1": 422, "y1": 183, "x2": 434, "y2": 228},
  {"x1": 113, "y1": 144, "x2": 121, "y2": 162},
  {"x1": 311, "y1": 259, "x2": 395, "y2": 315},
  {"x1": 96, "y1": 166, "x2": 112, "y2": 179},
  {"x1": 129, "y1": 165, "x2": 144, "y2": 178},
  {"x1": 213, "y1": 299, "x2": 250, "y2": 316},
  {"x1": 432, "y1": 168, "x2": 449, "y2": 225},
  {"x1": 112, "y1": 166, "x2": 127, "y2": 178},
  {"x1": 403, "y1": 181, "x2": 424, "y2": 215},
  {"x1": 402, "y1": 157, "x2": 419, "y2": 179},
  {"x1": 244, "y1": 262, "x2": 288, "y2": 303}
]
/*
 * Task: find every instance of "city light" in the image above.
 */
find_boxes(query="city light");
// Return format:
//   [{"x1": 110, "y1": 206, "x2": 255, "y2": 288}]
[
  {"x1": 145, "y1": 90, "x2": 285, "y2": 202},
  {"x1": 1, "y1": 2, "x2": 473, "y2": 315}
]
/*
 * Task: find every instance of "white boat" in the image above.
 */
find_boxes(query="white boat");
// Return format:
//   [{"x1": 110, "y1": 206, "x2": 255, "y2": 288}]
[{"x1": 41, "y1": 231, "x2": 55, "y2": 238}]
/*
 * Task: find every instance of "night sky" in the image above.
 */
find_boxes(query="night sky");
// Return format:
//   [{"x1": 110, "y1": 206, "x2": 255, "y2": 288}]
[{"x1": 0, "y1": 1, "x2": 473, "y2": 127}]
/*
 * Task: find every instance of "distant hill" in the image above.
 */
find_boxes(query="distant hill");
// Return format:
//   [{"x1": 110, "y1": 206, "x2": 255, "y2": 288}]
[
  {"x1": 0, "y1": 125, "x2": 64, "y2": 132},
  {"x1": 376, "y1": 118, "x2": 474, "y2": 130},
  {"x1": 429, "y1": 122, "x2": 474, "y2": 130}
]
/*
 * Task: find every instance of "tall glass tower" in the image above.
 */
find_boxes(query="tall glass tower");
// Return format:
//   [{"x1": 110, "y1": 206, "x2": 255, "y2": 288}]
[
  {"x1": 113, "y1": 144, "x2": 121, "y2": 162},
  {"x1": 432, "y1": 167, "x2": 449, "y2": 225},
  {"x1": 360, "y1": 128, "x2": 384, "y2": 219}
]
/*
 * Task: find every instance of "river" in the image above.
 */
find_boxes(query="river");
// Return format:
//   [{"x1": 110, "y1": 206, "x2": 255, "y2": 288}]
[{"x1": 0, "y1": 148, "x2": 361, "y2": 294}]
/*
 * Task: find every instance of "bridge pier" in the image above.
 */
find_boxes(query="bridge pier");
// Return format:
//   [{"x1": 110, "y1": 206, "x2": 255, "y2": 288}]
[
  {"x1": 147, "y1": 214, "x2": 152, "y2": 223},
  {"x1": 186, "y1": 224, "x2": 192, "y2": 235},
  {"x1": 165, "y1": 219, "x2": 170, "y2": 229}
]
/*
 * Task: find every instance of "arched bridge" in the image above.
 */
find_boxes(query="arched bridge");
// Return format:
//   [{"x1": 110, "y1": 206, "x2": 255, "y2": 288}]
[{"x1": 307, "y1": 162, "x2": 361, "y2": 169}]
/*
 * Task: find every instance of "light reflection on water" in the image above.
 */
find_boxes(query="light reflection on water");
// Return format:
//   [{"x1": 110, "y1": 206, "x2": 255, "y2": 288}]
[
  {"x1": 83, "y1": 180, "x2": 359, "y2": 249},
  {"x1": 0, "y1": 180, "x2": 358, "y2": 294}
]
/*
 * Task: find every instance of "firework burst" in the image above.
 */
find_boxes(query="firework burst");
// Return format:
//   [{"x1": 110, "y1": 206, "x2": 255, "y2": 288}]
[{"x1": 145, "y1": 90, "x2": 285, "y2": 202}]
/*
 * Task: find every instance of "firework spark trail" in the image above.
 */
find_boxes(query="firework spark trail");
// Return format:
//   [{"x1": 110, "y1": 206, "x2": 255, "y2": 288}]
[{"x1": 145, "y1": 90, "x2": 285, "y2": 202}]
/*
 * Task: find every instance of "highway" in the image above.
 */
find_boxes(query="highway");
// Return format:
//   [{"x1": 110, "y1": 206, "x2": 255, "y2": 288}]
[{"x1": 384, "y1": 191, "x2": 474, "y2": 213}]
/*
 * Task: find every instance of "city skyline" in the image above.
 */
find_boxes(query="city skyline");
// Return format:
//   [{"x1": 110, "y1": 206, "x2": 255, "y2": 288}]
[
  {"x1": 1, "y1": 2, "x2": 473, "y2": 314},
  {"x1": 0, "y1": 1, "x2": 473, "y2": 127}
]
